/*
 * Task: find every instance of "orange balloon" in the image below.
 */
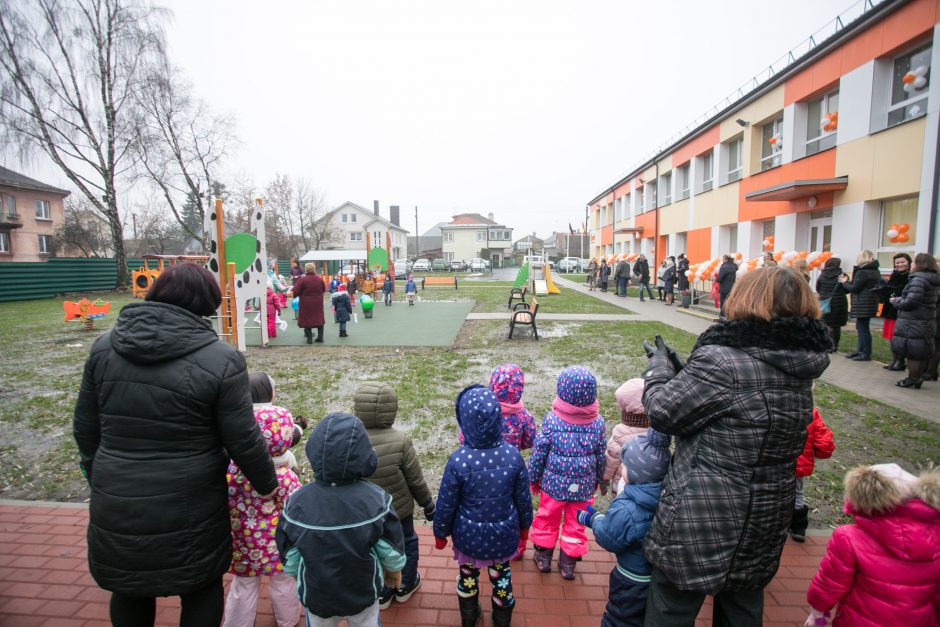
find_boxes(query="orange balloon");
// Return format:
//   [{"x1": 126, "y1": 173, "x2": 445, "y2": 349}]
[
  {"x1": 897, "y1": 223, "x2": 910, "y2": 233},
  {"x1": 902, "y1": 73, "x2": 916, "y2": 84},
  {"x1": 896, "y1": 233, "x2": 910, "y2": 243},
  {"x1": 890, "y1": 223, "x2": 899, "y2": 231}
]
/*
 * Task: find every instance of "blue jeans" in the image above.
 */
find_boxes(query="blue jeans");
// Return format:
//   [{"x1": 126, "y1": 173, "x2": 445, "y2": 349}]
[
  {"x1": 339, "y1": 321, "x2": 347, "y2": 334},
  {"x1": 637, "y1": 281, "x2": 653, "y2": 299},
  {"x1": 381, "y1": 516, "x2": 419, "y2": 592},
  {"x1": 855, "y1": 317, "x2": 871, "y2": 357},
  {"x1": 617, "y1": 278, "x2": 627, "y2": 296}
]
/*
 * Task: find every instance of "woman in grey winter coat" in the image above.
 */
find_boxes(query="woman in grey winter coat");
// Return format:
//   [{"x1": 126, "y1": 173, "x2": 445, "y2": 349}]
[
  {"x1": 838, "y1": 250, "x2": 881, "y2": 361},
  {"x1": 890, "y1": 253, "x2": 940, "y2": 389},
  {"x1": 74, "y1": 264, "x2": 277, "y2": 627},
  {"x1": 641, "y1": 266, "x2": 830, "y2": 626}
]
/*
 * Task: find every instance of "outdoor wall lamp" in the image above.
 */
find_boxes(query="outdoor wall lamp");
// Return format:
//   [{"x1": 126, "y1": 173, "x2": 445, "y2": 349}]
[{"x1": 736, "y1": 119, "x2": 750, "y2": 127}]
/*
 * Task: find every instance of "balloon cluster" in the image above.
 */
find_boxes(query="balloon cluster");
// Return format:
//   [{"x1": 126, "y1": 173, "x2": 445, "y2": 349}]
[
  {"x1": 684, "y1": 250, "x2": 835, "y2": 280},
  {"x1": 594, "y1": 253, "x2": 642, "y2": 265},
  {"x1": 886, "y1": 223, "x2": 910, "y2": 244},
  {"x1": 768, "y1": 132, "x2": 783, "y2": 148},
  {"x1": 902, "y1": 65, "x2": 929, "y2": 94},
  {"x1": 821, "y1": 111, "x2": 838, "y2": 133},
  {"x1": 761, "y1": 235, "x2": 775, "y2": 251}
]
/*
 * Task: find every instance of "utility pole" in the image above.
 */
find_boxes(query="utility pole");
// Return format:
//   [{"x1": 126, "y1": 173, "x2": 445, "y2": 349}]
[{"x1": 414, "y1": 205, "x2": 419, "y2": 258}]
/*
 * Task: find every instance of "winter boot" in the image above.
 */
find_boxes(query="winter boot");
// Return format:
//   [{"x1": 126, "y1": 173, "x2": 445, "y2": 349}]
[
  {"x1": 492, "y1": 601, "x2": 514, "y2": 626},
  {"x1": 458, "y1": 595, "x2": 482, "y2": 627},
  {"x1": 790, "y1": 505, "x2": 809, "y2": 543},
  {"x1": 558, "y1": 550, "x2": 577, "y2": 580},
  {"x1": 532, "y1": 545, "x2": 553, "y2": 573}
]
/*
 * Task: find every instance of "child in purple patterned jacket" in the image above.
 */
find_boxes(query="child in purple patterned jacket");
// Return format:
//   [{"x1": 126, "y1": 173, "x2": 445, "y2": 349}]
[
  {"x1": 488, "y1": 364, "x2": 537, "y2": 452},
  {"x1": 527, "y1": 366, "x2": 607, "y2": 580}
]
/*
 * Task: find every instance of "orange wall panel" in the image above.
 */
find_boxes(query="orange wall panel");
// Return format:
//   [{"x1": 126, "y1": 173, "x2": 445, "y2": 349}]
[
  {"x1": 601, "y1": 224, "x2": 614, "y2": 246},
  {"x1": 686, "y1": 227, "x2": 712, "y2": 264},
  {"x1": 738, "y1": 151, "x2": 836, "y2": 222},
  {"x1": 671, "y1": 126, "x2": 721, "y2": 167},
  {"x1": 785, "y1": 0, "x2": 940, "y2": 105},
  {"x1": 634, "y1": 210, "x2": 657, "y2": 235}
]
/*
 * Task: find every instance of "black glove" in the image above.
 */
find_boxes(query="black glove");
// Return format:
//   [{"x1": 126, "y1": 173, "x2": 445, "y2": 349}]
[
  {"x1": 643, "y1": 336, "x2": 667, "y2": 360},
  {"x1": 655, "y1": 335, "x2": 685, "y2": 372},
  {"x1": 423, "y1": 501, "x2": 435, "y2": 522}
]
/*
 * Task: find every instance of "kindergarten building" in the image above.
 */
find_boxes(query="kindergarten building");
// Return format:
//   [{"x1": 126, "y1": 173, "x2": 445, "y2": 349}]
[{"x1": 586, "y1": 0, "x2": 940, "y2": 271}]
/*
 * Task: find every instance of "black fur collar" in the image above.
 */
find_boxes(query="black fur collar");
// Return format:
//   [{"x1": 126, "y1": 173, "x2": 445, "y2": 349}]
[{"x1": 693, "y1": 317, "x2": 832, "y2": 353}]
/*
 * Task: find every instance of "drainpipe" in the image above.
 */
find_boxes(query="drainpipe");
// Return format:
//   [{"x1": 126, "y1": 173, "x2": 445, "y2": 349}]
[
  {"x1": 653, "y1": 162, "x2": 660, "y2": 267},
  {"x1": 929, "y1": 112, "x2": 940, "y2": 254}
]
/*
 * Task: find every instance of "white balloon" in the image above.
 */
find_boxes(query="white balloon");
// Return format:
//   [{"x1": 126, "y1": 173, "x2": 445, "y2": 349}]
[
  {"x1": 807, "y1": 251, "x2": 821, "y2": 263},
  {"x1": 912, "y1": 65, "x2": 928, "y2": 76},
  {"x1": 913, "y1": 76, "x2": 928, "y2": 89},
  {"x1": 887, "y1": 229, "x2": 899, "y2": 239},
  {"x1": 903, "y1": 82, "x2": 916, "y2": 93}
]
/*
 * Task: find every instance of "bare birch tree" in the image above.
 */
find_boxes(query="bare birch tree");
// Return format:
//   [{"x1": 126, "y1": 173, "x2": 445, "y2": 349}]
[
  {"x1": 0, "y1": 0, "x2": 166, "y2": 286},
  {"x1": 296, "y1": 178, "x2": 340, "y2": 251}
]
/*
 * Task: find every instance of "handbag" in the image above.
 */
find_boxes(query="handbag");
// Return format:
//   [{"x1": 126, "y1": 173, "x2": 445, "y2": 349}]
[{"x1": 818, "y1": 282, "x2": 839, "y2": 314}]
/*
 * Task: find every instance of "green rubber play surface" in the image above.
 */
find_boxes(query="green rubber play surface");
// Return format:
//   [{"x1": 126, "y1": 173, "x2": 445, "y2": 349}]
[{"x1": 243, "y1": 298, "x2": 474, "y2": 347}]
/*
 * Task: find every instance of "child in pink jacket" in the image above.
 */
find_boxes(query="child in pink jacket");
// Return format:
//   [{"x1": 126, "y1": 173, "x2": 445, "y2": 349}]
[
  {"x1": 601, "y1": 378, "x2": 650, "y2": 496},
  {"x1": 805, "y1": 463, "x2": 940, "y2": 627},
  {"x1": 266, "y1": 280, "x2": 282, "y2": 339}
]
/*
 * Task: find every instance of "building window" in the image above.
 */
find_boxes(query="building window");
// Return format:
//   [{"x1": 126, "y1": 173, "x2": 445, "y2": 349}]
[
  {"x1": 647, "y1": 184, "x2": 657, "y2": 211},
  {"x1": 760, "y1": 116, "x2": 784, "y2": 171},
  {"x1": 762, "y1": 220, "x2": 775, "y2": 251},
  {"x1": 725, "y1": 138, "x2": 743, "y2": 182},
  {"x1": 443, "y1": 232, "x2": 454, "y2": 243},
  {"x1": 341, "y1": 213, "x2": 348, "y2": 223},
  {"x1": 37, "y1": 234, "x2": 51, "y2": 254},
  {"x1": 698, "y1": 151, "x2": 714, "y2": 192},
  {"x1": 477, "y1": 231, "x2": 486, "y2": 241},
  {"x1": 636, "y1": 187, "x2": 645, "y2": 212},
  {"x1": 888, "y1": 43, "x2": 931, "y2": 127},
  {"x1": 877, "y1": 196, "x2": 918, "y2": 266},
  {"x1": 4, "y1": 194, "x2": 15, "y2": 217},
  {"x1": 806, "y1": 90, "x2": 839, "y2": 156},
  {"x1": 0, "y1": 231, "x2": 9, "y2": 254},
  {"x1": 35, "y1": 200, "x2": 51, "y2": 221},
  {"x1": 372, "y1": 231, "x2": 382, "y2": 246},
  {"x1": 350, "y1": 213, "x2": 357, "y2": 223},
  {"x1": 677, "y1": 165, "x2": 690, "y2": 200},
  {"x1": 503, "y1": 230, "x2": 511, "y2": 240},
  {"x1": 350, "y1": 232, "x2": 362, "y2": 241},
  {"x1": 660, "y1": 172, "x2": 672, "y2": 206}
]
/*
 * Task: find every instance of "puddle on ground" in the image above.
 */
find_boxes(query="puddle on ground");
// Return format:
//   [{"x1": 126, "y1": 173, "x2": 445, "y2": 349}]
[{"x1": 533, "y1": 322, "x2": 580, "y2": 338}]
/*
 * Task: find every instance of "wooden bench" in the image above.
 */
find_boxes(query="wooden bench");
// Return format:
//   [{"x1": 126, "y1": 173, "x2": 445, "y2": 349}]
[
  {"x1": 507, "y1": 285, "x2": 527, "y2": 308},
  {"x1": 509, "y1": 297, "x2": 539, "y2": 340},
  {"x1": 422, "y1": 276, "x2": 458, "y2": 289}
]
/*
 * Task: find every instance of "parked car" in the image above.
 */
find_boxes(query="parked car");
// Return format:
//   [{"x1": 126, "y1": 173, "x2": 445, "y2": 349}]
[
  {"x1": 412, "y1": 258, "x2": 431, "y2": 272},
  {"x1": 468, "y1": 258, "x2": 490, "y2": 271},
  {"x1": 557, "y1": 257, "x2": 581, "y2": 273},
  {"x1": 392, "y1": 259, "x2": 413, "y2": 278},
  {"x1": 448, "y1": 259, "x2": 467, "y2": 271},
  {"x1": 522, "y1": 254, "x2": 545, "y2": 268},
  {"x1": 431, "y1": 258, "x2": 448, "y2": 272}
]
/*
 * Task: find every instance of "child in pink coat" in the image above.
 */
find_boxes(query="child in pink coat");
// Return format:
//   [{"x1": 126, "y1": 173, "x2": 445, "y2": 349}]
[
  {"x1": 805, "y1": 463, "x2": 940, "y2": 627},
  {"x1": 601, "y1": 378, "x2": 650, "y2": 496},
  {"x1": 223, "y1": 373, "x2": 303, "y2": 627},
  {"x1": 266, "y1": 279, "x2": 282, "y2": 339}
]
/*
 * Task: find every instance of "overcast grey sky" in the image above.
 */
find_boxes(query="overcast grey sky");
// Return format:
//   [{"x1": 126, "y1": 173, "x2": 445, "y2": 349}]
[{"x1": 21, "y1": 0, "x2": 855, "y2": 240}]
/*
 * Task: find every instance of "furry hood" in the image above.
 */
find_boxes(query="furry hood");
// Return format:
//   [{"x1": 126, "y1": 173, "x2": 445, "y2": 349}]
[{"x1": 692, "y1": 317, "x2": 831, "y2": 379}]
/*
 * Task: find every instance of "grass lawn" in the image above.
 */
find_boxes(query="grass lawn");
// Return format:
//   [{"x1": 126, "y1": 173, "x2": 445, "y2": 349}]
[
  {"x1": 416, "y1": 283, "x2": 630, "y2": 314},
  {"x1": 0, "y1": 290, "x2": 935, "y2": 531}
]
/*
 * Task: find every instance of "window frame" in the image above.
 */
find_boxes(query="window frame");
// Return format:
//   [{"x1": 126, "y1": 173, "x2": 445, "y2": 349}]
[
  {"x1": 760, "y1": 116, "x2": 784, "y2": 171},
  {"x1": 4, "y1": 194, "x2": 15, "y2": 217},
  {"x1": 726, "y1": 138, "x2": 743, "y2": 182},
  {"x1": 349, "y1": 231, "x2": 362, "y2": 241},
  {"x1": 37, "y1": 233, "x2": 51, "y2": 254},
  {"x1": 661, "y1": 172, "x2": 672, "y2": 206},
  {"x1": 805, "y1": 90, "x2": 839, "y2": 156},
  {"x1": 443, "y1": 231, "x2": 454, "y2": 243},
  {"x1": 701, "y1": 152, "x2": 714, "y2": 192},
  {"x1": 0, "y1": 231, "x2": 10, "y2": 254},
  {"x1": 476, "y1": 231, "x2": 486, "y2": 242},
  {"x1": 876, "y1": 196, "x2": 918, "y2": 266},
  {"x1": 677, "y1": 165, "x2": 690, "y2": 200},
  {"x1": 350, "y1": 213, "x2": 357, "y2": 223},
  {"x1": 887, "y1": 42, "x2": 931, "y2": 128},
  {"x1": 35, "y1": 199, "x2": 51, "y2": 221},
  {"x1": 341, "y1": 213, "x2": 348, "y2": 223}
]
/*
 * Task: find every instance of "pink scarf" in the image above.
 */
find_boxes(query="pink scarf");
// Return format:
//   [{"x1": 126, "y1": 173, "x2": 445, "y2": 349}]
[
  {"x1": 551, "y1": 397, "x2": 600, "y2": 425},
  {"x1": 500, "y1": 400, "x2": 525, "y2": 416}
]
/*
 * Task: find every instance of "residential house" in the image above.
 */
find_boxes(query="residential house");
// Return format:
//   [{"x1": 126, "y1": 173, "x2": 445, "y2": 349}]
[
  {"x1": 587, "y1": 0, "x2": 940, "y2": 269},
  {"x1": 544, "y1": 231, "x2": 590, "y2": 260},
  {"x1": 408, "y1": 222, "x2": 446, "y2": 258},
  {"x1": 321, "y1": 201, "x2": 409, "y2": 260},
  {"x1": 511, "y1": 234, "x2": 544, "y2": 264},
  {"x1": 440, "y1": 213, "x2": 512, "y2": 267},
  {"x1": 0, "y1": 166, "x2": 70, "y2": 262}
]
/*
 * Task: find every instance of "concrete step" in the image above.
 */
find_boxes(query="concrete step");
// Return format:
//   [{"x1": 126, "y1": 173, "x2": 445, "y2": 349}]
[{"x1": 676, "y1": 306, "x2": 720, "y2": 322}]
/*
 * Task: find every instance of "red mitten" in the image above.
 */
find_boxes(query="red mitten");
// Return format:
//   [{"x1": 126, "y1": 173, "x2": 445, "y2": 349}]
[
  {"x1": 530, "y1": 483, "x2": 541, "y2": 496},
  {"x1": 519, "y1": 527, "x2": 530, "y2": 543},
  {"x1": 434, "y1": 536, "x2": 449, "y2": 550}
]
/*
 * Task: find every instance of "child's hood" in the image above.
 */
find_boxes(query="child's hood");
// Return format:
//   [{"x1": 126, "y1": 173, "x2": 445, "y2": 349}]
[
  {"x1": 255, "y1": 406, "x2": 294, "y2": 458},
  {"x1": 489, "y1": 364, "x2": 525, "y2": 404},
  {"x1": 455, "y1": 384, "x2": 502, "y2": 449},
  {"x1": 617, "y1": 481, "x2": 662, "y2": 515},
  {"x1": 353, "y1": 382, "x2": 398, "y2": 429},
  {"x1": 306, "y1": 412, "x2": 378, "y2": 485}
]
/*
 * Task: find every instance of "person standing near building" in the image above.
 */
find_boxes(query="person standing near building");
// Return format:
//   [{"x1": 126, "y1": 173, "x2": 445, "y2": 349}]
[
  {"x1": 881, "y1": 253, "x2": 912, "y2": 371},
  {"x1": 633, "y1": 254, "x2": 654, "y2": 302},
  {"x1": 599, "y1": 259, "x2": 611, "y2": 292},
  {"x1": 293, "y1": 263, "x2": 327, "y2": 344},
  {"x1": 614, "y1": 258, "x2": 631, "y2": 297},
  {"x1": 838, "y1": 250, "x2": 881, "y2": 362},
  {"x1": 676, "y1": 254, "x2": 690, "y2": 307},
  {"x1": 716, "y1": 255, "x2": 737, "y2": 316}
]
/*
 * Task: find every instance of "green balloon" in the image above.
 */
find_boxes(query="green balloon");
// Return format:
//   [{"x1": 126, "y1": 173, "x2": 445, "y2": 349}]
[
  {"x1": 359, "y1": 295, "x2": 374, "y2": 311},
  {"x1": 224, "y1": 233, "x2": 259, "y2": 274}
]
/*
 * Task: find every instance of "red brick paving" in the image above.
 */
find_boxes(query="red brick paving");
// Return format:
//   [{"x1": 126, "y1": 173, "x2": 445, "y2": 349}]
[{"x1": 0, "y1": 501, "x2": 827, "y2": 626}]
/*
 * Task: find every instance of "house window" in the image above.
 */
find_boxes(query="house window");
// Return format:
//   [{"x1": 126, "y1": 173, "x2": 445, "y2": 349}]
[
  {"x1": 762, "y1": 220, "x2": 775, "y2": 251},
  {"x1": 888, "y1": 43, "x2": 931, "y2": 127},
  {"x1": 806, "y1": 90, "x2": 839, "y2": 156},
  {"x1": 37, "y1": 234, "x2": 51, "y2": 254},
  {"x1": 477, "y1": 231, "x2": 486, "y2": 241},
  {"x1": 677, "y1": 165, "x2": 690, "y2": 200},
  {"x1": 760, "y1": 116, "x2": 784, "y2": 171},
  {"x1": 35, "y1": 200, "x2": 51, "y2": 221},
  {"x1": 350, "y1": 213, "x2": 357, "y2": 223},
  {"x1": 503, "y1": 230, "x2": 511, "y2": 240},
  {"x1": 0, "y1": 231, "x2": 10, "y2": 254},
  {"x1": 4, "y1": 194, "x2": 15, "y2": 217},
  {"x1": 699, "y1": 151, "x2": 714, "y2": 192},
  {"x1": 372, "y1": 231, "x2": 381, "y2": 246},
  {"x1": 341, "y1": 213, "x2": 348, "y2": 223},
  {"x1": 660, "y1": 172, "x2": 672, "y2": 206},
  {"x1": 350, "y1": 232, "x2": 362, "y2": 241},
  {"x1": 726, "y1": 138, "x2": 743, "y2": 182},
  {"x1": 877, "y1": 196, "x2": 918, "y2": 266},
  {"x1": 443, "y1": 232, "x2": 454, "y2": 243},
  {"x1": 647, "y1": 184, "x2": 657, "y2": 211}
]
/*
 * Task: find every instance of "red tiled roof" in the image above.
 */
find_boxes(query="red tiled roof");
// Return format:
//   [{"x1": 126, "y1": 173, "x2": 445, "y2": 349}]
[{"x1": 448, "y1": 213, "x2": 497, "y2": 226}]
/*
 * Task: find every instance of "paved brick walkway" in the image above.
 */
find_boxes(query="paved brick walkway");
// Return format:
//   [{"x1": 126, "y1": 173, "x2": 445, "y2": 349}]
[
  {"x1": 553, "y1": 276, "x2": 939, "y2": 422},
  {"x1": 0, "y1": 501, "x2": 827, "y2": 626}
]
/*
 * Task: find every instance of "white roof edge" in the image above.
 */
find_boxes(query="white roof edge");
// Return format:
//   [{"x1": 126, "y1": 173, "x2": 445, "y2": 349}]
[{"x1": 299, "y1": 249, "x2": 369, "y2": 262}]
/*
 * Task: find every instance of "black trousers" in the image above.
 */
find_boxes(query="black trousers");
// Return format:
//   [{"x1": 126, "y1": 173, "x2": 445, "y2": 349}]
[
  {"x1": 110, "y1": 577, "x2": 223, "y2": 627},
  {"x1": 303, "y1": 326, "x2": 324, "y2": 340},
  {"x1": 643, "y1": 567, "x2": 763, "y2": 627}
]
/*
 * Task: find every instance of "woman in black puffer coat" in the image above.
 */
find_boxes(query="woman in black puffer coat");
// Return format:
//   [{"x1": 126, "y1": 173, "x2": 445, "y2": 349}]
[
  {"x1": 890, "y1": 253, "x2": 940, "y2": 388},
  {"x1": 838, "y1": 250, "x2": 881, "y2": 361},
  {"x1": 641, "y1": 267, "x2": 830, "y2": 626},
  {"x1": 74, "y1": 264, "x2": 277, "y2": 627},
  {"x1": 815, "y1": 257, "x2": 848, "y2": 352},
  {"x1": 880, "y1": 253, "x2": 912, "y2": 371}
]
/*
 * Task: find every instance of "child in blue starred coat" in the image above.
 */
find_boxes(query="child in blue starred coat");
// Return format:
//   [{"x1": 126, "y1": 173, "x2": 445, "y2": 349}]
[
  {"x1": 405, "y1": 274, "x2": 417, "y2": 305},
  {"x1": 434, "y1": 385, "x2": 533, "y2": 627},
  {"x1": 579, "y1": 428, "x2": 671, "y2": 627}
]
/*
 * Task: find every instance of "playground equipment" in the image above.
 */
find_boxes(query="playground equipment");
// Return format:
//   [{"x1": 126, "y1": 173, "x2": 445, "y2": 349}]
[
  {"x1": 64, "y1": 298, "x2": 111, "y2": 330},
  {"x1": 131, "y1": 255, "x2": 209, "y2": 298},
  {"x1": 513, "y1": 255, "x2": 560, "y2": 296}
]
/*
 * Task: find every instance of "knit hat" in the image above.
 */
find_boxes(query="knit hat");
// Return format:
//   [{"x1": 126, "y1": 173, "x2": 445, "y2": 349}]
[
  {"x1": 338, "y1": 283, "x2": 347, "y2": 292},
  {"x1": 556, "y1": 366, "x2": 597, "y2": 407},
  {"x1": 255, "y1": 407, "x2": 295, "y2": 458},
  {"x1": 614, "y1": 378, "x2": 648, "y2": 428},
  {"x1": 620, "y1": 428, "x2": 671, "y2": 484},
  {"x1": 489, "y1": 363, "x2": 525, "y2": 404}
]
